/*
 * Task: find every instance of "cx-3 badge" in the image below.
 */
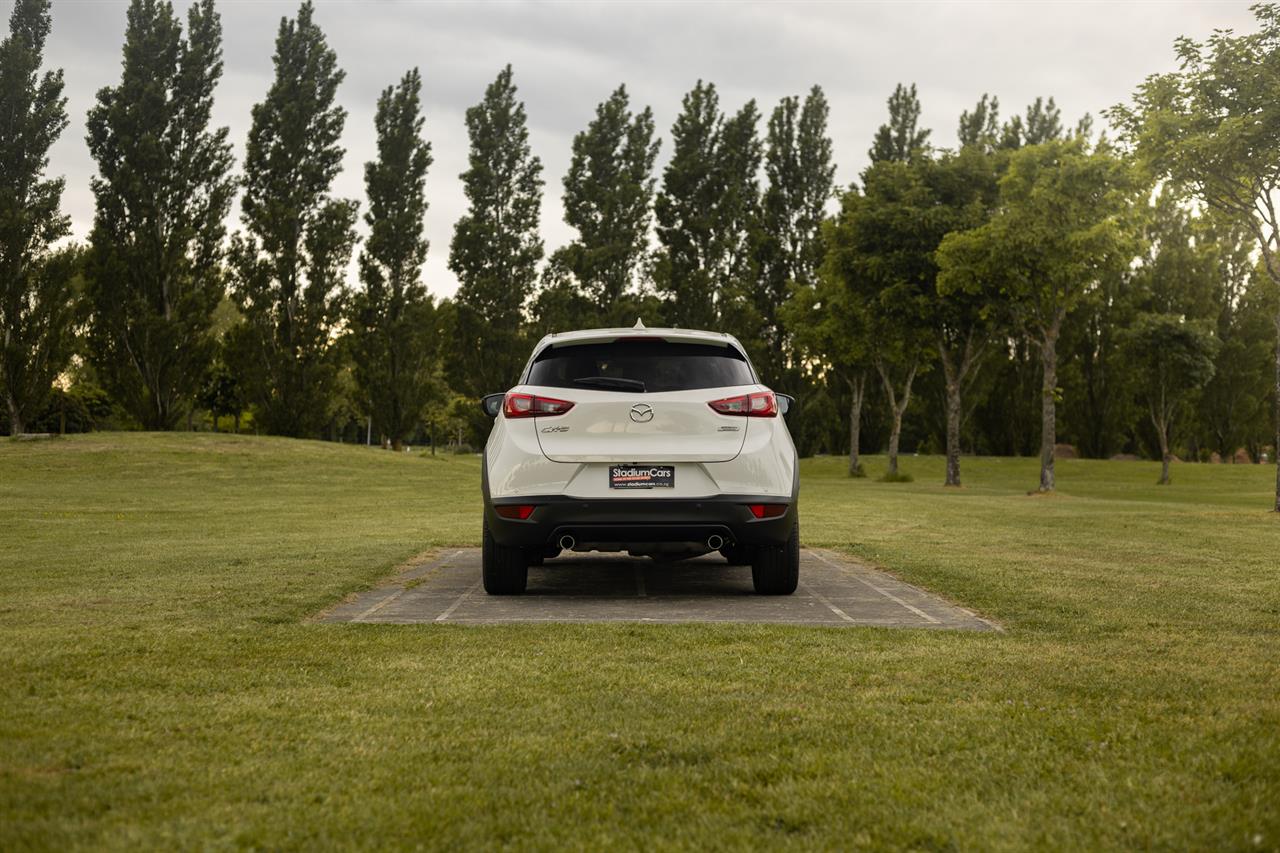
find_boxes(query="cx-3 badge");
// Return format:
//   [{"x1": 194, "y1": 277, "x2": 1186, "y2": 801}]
[{"x1": 629, "y1": 403, "x2": 654, "y2": 423}]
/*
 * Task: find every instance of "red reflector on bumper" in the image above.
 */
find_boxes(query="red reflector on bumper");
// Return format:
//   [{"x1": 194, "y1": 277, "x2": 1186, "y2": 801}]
[
  {"x1": 747, "y1": 504, "x2": 788, "y2": 519},
  {"x1": 495, "y1": 505, "x2": 536, "y2": 520}
]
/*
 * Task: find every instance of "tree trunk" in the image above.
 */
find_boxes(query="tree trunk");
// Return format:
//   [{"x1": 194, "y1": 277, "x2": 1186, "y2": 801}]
[
  {"x1": 1273, "y1": 314, "x2": 1280, "y2": 512},
  {"x1": 234, "y1": 412, "x2": 241, "y2": 434},
  {"x1": 1155, "y1": 411, "x2": 1171, "y2": 486},
  {"x1": 875, "y1": 358, "x2": 917, "y2": 481},
  {"x1": 1038, "y1": 320, "x2": 1061, "y2": 493},
  {"x1": 945, "y1": 378, "x2": 962, "y2": 487},
  {"x1": 939, "y1": 342, "x2": 963, "y2": 488},
  {"x1": 391, "y1": 437, "x2": 403, "y2": 452},
  {"x1": 887, "y1": 409, "x2": 903, "y2": 477},
  {"x1": 846, "y1": 372, "x2": 866, "y2": 477},
  {"x1": 7, "y1": 393, "x2": 23, "y2": 437}
]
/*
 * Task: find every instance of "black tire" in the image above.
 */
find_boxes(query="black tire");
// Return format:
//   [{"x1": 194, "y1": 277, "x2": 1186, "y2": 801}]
[
  {"x1": 751, "y1": 521, "x2": 799, "y2": 595},
  {"x1": 719, "y1": 543, "x2": 754, "y2": 566},
  {"x1": 482, "y1": 519, "x2": 527, "y2": 595}
]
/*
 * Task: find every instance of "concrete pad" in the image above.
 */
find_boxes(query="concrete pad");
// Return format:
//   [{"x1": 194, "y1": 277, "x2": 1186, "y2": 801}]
[{"x1": 318, "y1": 548, "x2": 999, "y2": 631}]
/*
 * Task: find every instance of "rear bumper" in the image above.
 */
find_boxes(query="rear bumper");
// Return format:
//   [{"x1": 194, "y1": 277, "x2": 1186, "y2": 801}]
[{"x1": 484, "y1": 494, "x2": 797, "y2": 549}]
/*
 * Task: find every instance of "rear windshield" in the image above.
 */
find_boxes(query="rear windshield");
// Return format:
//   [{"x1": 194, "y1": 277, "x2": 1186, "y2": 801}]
[{"x1": 526, "y1": 340, "x2": 755, "y2": 393}]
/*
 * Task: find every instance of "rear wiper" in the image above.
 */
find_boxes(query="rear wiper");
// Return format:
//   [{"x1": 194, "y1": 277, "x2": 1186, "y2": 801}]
[{"x1": 573, "y1": 376, "x2": 646, "y2": 392}]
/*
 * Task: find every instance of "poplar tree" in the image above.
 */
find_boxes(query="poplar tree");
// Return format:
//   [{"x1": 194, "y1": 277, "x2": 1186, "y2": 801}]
[
  {"x1": 712, "y1": 99, "x2": 764, "y2": 338},
  {"x1": 654, "y1": 82, "x2": 762, "y2": 332},
  {"x1": 0, "y1": 0, "x2": 74, "y2": 436},
  {"x1": 228, "y1": 1, "x2": 357, "y2": 437},
  {"x1": 957, "y1": 94, "x2": 1000, "y2": 150},
  {"x1": 84, "y1": 0, "x2": 234, "y2": 429},
  {"x1": 350, "y1": 68, "x2": 436, "y2": 451},
  {"x1": 549, "y1": 84, "x2": 659, "y2": 328},
  {"x1": 448, "y1": 64, "x2": 543, "y2": 396},
  {"x1": 868, "y1": 83, "x2": 930, "y2": 163},
  {"x1": 654, "y1": 81, "x2": 722, "y2": 329},
  {"x1": 758, "y1": 85, "x2": 835, "y2": 384}
]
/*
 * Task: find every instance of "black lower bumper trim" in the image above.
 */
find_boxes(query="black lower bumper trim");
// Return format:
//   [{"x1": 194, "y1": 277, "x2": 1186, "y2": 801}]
[{"x1": 484, "y1": 494, "x2": 796, "y2": 549}]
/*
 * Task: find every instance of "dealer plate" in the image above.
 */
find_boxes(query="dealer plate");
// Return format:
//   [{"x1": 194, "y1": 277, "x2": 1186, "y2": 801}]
[{"x1": 609, "y1": 465, "x2": 675, "y2": 489}]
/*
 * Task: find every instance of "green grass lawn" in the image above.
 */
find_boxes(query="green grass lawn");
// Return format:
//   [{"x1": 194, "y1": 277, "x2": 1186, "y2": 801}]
[{"x1": 2, "y1": 433, "x2": 1278, "y2": 850}]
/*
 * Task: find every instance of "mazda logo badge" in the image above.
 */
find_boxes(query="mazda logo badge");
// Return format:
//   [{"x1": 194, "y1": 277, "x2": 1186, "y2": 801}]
[{"x1": 629, "y1": 403, "x2": 654, "y2": 423}]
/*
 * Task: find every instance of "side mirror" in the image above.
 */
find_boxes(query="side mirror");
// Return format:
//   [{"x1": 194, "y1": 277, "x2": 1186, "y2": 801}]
[
  {"x1": 480, "y1": 393, "x2": 505, "y2": 418},
  {"x1": 776, "y1": 393, "x2": 795, "y2": 416}
]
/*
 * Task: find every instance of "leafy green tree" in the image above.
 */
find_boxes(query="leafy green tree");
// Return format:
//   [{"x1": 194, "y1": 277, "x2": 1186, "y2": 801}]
[
  {"x1": 786, "y1": 231, "x2": 873, "y2": 476},
  {"x1": 830, "y1": 83, "x2": 937, "y2": 481},
  {"x1": 548, "y1": 84, "x2": 659, "y2": 328},
  {"x1": 756, "y1": 86, "x2": 835, "y2": 386},
  {"x1": 84, "y1": 0, "x2": 234, "y2": 430},
  {"x1": 1111, "y1": 4, "x2": 1280, "y2": 509},
  {"x1": 198, "y1": 358, "x2": 244, "y2": 433},
  {"x1": 937, "y1": 139, "x2": 1139, "y2": 491},
  {"x1": 448, "y1": 64, "x2": 543, "y2": 396},
  {"x1": 228, "y1": 1, "x2": 357, "y2": 438},
  {"x1": 1121, "y1": 314, "x2": 1219, "y2": 484},
  {"x1": 928, "y1": 147, "x2": 1002, "y2": 486},
  {"x1": 349, "y1": 68, "x2": 437, "y2": 451},
  {"x1": 0, "y1": 0, "x2": 75, "y2": 436},
  {"x1": 825, "y1": 175, "x2": 934, "y2": 481}
]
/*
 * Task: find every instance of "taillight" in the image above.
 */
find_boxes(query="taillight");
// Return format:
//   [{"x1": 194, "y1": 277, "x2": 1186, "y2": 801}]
[
  {"x1": 708, "y1": 391, "x2": 778, "y2": 417},
  {"x1": 495, "y1": 504, "x2": 536, "y2": 520},
  {"x1": 503, "y1": 393, "x2": 575, "y2": 418},
  {"x1": 747, "y1": 504, "x2": 788, "y2": 519}
]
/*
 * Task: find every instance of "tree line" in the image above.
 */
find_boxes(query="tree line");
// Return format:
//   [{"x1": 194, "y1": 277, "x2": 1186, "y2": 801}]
[{"x1": 2, "y1": 0, "x2": 1278, "y2": 510}]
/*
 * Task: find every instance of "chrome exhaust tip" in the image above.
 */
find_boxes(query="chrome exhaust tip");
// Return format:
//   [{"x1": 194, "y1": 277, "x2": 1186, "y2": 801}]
[
  {"x1": 706, "y1": 534, "x2": 724, "y2": 551},
  {"x1": 558, "y1": 534, "x2": 576, "y2": 551}
]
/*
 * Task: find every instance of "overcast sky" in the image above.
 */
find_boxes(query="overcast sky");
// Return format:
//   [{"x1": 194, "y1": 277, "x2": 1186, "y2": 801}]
[{"x1": 33, "y1": 0, "x2": 1258, "y2": 300}]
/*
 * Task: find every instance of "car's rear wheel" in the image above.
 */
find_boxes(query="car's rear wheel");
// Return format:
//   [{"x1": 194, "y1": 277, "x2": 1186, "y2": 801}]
[
  {"x1": 482, "y1": 518, "x2": 527, "y2": 595},
  {"x1": 751, "y1": 521, "x2": 799, "y2": 595}
]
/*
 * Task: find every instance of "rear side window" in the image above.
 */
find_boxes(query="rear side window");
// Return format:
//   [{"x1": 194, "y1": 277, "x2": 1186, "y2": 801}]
[{"x1": 526, "y1": 340, "x2": 755, "y2": 393}]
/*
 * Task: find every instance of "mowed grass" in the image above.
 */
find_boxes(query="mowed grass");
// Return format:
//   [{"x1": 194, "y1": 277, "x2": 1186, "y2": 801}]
[{"x1": 1, "y1": 434, "x2": 1277, "y2": 850}]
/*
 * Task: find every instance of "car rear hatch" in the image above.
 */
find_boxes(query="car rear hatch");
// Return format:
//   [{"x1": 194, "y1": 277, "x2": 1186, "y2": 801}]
[{"x1": 524, "y1": 338, "x2": 755, "y2": 464}]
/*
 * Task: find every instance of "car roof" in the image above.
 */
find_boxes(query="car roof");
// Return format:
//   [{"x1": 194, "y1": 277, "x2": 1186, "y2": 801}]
[
  {"x1": 520, "y1": 323, "x2": 757, "y2": 386},
  {"x1": 532, "y1": 324, "x2": 744, "y2": 352}
]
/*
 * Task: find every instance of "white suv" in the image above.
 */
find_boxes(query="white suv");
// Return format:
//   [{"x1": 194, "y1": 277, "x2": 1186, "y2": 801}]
[{"x1": 479, "y1": 323, "x2": 800, "y2": 596}]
